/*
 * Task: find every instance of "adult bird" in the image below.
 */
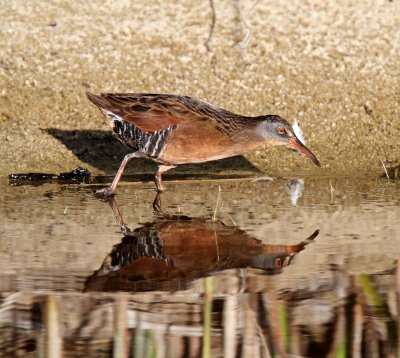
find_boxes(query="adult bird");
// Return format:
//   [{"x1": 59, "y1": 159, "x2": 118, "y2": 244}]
[{"x1": 87, "y1": 92, "x2": 320, "y2": 196}]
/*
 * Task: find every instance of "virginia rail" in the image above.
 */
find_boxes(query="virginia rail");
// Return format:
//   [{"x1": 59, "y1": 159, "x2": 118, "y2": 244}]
[{"x1": 87, "y1": 92, "x2": 320, "y2": 196}]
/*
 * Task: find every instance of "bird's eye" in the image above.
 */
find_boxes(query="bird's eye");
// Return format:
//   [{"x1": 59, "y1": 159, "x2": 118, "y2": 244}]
[{"x1": 277, "y1": 127, "x2": 285, "y2": 135}]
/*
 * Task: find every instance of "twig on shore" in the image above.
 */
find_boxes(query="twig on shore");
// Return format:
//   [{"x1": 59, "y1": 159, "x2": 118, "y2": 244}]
[{"x1": 380, "y1": 158, "x2": 390, "y2": 180}]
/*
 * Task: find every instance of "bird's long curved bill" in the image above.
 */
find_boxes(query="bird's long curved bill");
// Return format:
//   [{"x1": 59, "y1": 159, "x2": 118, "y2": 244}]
[{"x1": 289, "y1": 137, "x2": 321, "y2": 166}]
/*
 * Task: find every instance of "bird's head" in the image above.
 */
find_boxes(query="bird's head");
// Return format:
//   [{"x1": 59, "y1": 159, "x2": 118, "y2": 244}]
[{"x1": 257, "y1": 115, "x2": 320, "y2": 166}]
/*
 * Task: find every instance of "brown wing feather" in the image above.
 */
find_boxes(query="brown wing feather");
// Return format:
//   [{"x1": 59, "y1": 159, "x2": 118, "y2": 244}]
[{"x1": 87, "y1": 92, "x2": 214, "y2": 133}]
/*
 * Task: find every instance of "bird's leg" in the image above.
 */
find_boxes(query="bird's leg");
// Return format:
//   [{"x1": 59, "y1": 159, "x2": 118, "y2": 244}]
[
  {"x1": 152, "y1": 192, "x2": 163, "y2": 213},
  {"x1": 105, "y1": 195, "x2": 131, "y2": 234},
  {"x1": 154, "y1": 165, "x2": 176, "y2": 192},
  {"x1": 96, "y1": 152, "x2": 144, "y2": 197}
]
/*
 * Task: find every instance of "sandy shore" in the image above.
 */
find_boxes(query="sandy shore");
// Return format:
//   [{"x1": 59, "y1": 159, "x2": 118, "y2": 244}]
[{"x1": 1, "y1": 0, "x2": 399, "y2": 178}]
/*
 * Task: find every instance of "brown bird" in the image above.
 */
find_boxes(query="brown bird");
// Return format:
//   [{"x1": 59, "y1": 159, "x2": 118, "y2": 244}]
[{"x1": 87, "y1": 92, "x2": 320, "y2": 196}]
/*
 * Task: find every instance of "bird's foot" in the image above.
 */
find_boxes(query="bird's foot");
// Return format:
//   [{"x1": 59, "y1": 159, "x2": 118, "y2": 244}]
[
  {"x1": 153, "y1": 192, "x2": 163, "y2": 213},
  {"x1": 251, "y1": 174, "x2": 274, "y2": 182},
  {"x1": 95, "y1": 186, "x2": 115, "y2": 198},
  {"x1": 120, "y1": 224, "x2": 132, "y2": 235}
]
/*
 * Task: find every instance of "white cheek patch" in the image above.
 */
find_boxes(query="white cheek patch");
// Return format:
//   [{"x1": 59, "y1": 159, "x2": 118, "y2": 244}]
[{"x1": 292, "y1": 119, "x2": 306, "y2": 145}]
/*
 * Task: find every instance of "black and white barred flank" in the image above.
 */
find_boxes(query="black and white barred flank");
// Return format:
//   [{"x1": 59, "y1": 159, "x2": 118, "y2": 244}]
[
  {"x1": 110, "y1": 232, "x2": 174, "y2": 270},
  {"x1": 108, "y1": 113, "x2": 177, "y2": 158}
]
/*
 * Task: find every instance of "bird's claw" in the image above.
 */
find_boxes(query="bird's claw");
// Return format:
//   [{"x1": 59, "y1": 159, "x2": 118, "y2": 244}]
[
  {"x1": 121, "y1": 224, "x2": 132, "y2": 235},
  {"x1": 95, "y1": 187, "x2": 115, "y2": 199}
]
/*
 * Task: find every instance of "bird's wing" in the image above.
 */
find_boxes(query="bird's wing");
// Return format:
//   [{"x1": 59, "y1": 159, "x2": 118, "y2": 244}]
[{"x1": 87, "y1": 92, "x2": 225, "y2": 133}]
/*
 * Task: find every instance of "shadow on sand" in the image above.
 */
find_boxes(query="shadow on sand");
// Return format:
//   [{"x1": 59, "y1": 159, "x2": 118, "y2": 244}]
[{"x1": 45, "y1": 128, "x2": 262, "y2": 179}]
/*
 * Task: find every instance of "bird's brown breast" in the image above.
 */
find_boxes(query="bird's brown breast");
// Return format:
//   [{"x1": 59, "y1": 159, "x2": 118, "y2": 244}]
[
  {"x1": 158, "y1": 122, "x2": 262, "y2": 165},
  {"x1": 157, "y1": 123, "x2": 265, "y2": 165}
]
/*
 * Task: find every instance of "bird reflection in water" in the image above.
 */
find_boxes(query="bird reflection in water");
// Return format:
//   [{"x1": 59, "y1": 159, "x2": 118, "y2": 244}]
[{"x1": 85, "y1": 196, "x2": 319, "y2": 292}]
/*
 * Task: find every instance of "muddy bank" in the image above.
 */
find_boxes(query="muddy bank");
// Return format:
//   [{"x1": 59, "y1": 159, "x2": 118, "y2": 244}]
[{"x1": 0, "y1": 0, "x2": 399, "y2": 177}]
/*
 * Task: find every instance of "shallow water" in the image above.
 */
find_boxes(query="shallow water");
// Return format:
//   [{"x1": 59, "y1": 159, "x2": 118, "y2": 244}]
[{"x1": 1, "y1": 176, "x2": 400, "y2": 357}]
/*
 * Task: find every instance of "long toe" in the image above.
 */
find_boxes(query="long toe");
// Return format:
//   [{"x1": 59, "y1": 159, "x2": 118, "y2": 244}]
[{"x1": 95, "y1": 186, "x2": 116, "y2": 198}]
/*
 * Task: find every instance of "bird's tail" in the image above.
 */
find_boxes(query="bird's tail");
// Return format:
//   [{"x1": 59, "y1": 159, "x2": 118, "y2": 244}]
[{"x1": 86, "y1": 92, "x2": 109, "y2": 109}]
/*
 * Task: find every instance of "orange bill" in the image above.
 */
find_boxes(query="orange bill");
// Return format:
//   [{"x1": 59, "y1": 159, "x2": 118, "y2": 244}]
[{"x1": 289, "y1": 137, "x2": 321, "y2": 167}]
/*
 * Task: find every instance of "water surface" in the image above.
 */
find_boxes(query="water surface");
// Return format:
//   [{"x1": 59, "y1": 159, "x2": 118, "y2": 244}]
[{"x1": 1, "y1": 176, "x2": 400, "y2": 357}]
